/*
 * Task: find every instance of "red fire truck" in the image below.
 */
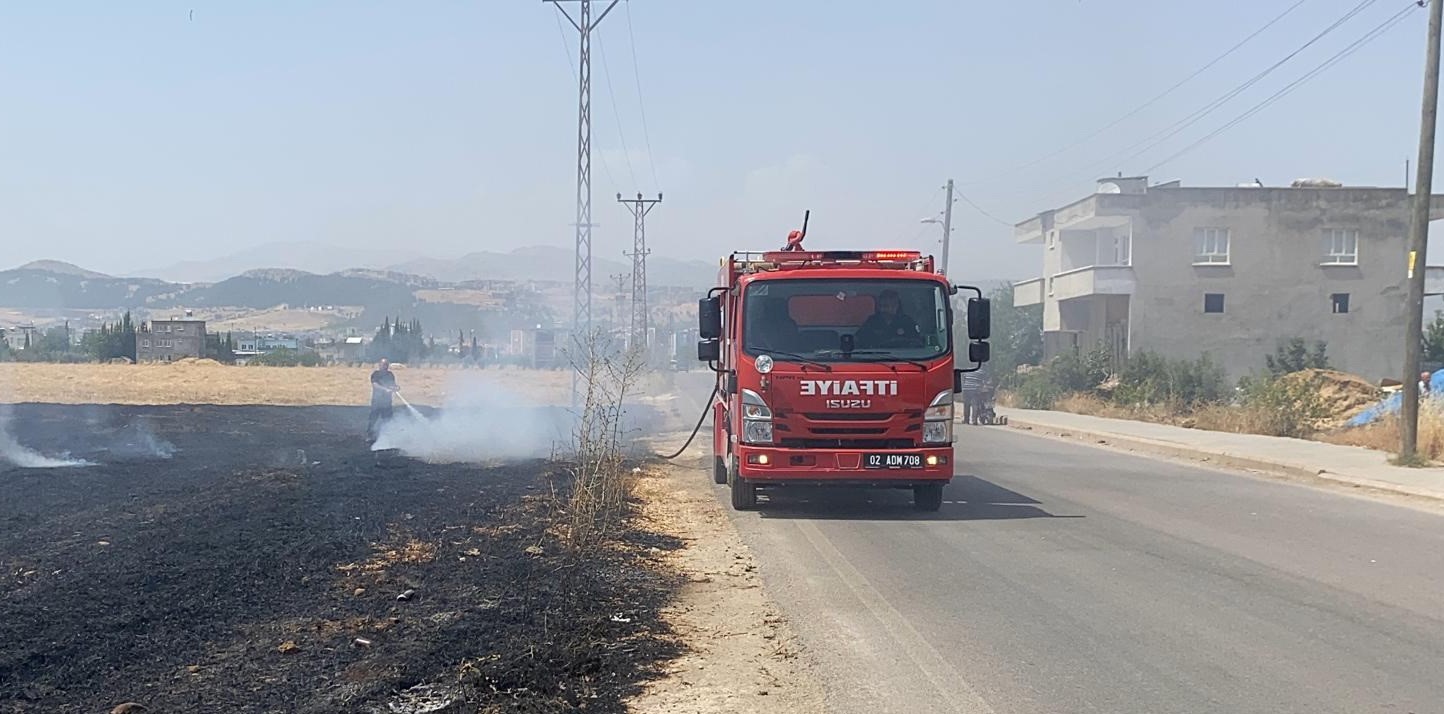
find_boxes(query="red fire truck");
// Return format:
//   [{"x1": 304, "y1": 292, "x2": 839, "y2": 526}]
[{"x1": 696, "y1": 225, "x2": 991, "y2": 511}]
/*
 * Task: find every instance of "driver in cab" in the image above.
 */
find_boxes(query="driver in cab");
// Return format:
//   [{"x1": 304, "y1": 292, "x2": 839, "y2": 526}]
[{"x1": 856, "y1": 289, "x2": 920, "y2": 348}]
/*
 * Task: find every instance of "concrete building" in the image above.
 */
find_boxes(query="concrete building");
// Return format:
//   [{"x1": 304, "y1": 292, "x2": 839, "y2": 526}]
[
  {"x1": 1013, "y1": 177, "x2": 1444, "y2": 382},
  {"x1": 138, "y1": 319, "x2": 206, "y2": 362}
]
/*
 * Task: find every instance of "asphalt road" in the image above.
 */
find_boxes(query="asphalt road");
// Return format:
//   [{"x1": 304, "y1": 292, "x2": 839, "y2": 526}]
[{"x1": 672, "y1": 374, "x2": 1444, "y2": 713}]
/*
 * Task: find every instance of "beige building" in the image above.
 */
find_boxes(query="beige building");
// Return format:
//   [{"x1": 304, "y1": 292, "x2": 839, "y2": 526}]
[
  {"x1": 1013, "y1": 177, "x2": 1444, "y2": 381},
  {"x1": 138, "y1": 319, "x2": 206, "y2": 362}
]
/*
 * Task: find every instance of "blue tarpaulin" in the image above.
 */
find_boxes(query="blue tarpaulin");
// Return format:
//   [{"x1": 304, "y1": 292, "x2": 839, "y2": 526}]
[{"x1": 1346, "y1": 371, "x2": 1444, "y2": 427}]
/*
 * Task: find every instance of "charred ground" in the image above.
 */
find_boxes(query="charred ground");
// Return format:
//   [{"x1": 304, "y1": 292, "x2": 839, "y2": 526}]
[{"x1": 0, "y1": 404, "x2": 680, "y2": 713}]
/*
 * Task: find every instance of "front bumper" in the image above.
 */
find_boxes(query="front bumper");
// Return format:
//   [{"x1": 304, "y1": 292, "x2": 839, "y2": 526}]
[{"x1": 735, "y1": 444, "x2": 953, "y2": 485}]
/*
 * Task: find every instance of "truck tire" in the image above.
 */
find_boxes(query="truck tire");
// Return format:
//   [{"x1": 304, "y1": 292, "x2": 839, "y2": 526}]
[
  {"x1": 713, "y1": 456, "x2": 727, "y2": 485},
  {"x1": 728, "y1": 456, "x2": 756, "y2": 510},
  {"x1": 913, "y1": 484, "x2": 943, "y2": 512}
]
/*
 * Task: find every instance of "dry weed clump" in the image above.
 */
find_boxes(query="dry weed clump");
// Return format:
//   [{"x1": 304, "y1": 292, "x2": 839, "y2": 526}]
[
  {"x1": 1322, "y1": 407, "x2": 1444, "y2": 461},
  {"x1": 557, "y1": 333, "x2": 647, "y2": 552}
]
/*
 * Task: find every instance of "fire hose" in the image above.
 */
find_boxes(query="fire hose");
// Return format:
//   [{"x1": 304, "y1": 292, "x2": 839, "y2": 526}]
[{"x1": 660, "y1": 377, "x2": 720, "y2": 460}]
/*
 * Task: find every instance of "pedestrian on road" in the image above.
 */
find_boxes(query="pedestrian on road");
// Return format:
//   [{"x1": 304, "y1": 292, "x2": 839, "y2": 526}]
[
  {"x1": 368, "y1": 358, "x2": 399, "y2": 441},
  {"x1": 961, "y1": 370, "x2": 986, "y2": 425}
]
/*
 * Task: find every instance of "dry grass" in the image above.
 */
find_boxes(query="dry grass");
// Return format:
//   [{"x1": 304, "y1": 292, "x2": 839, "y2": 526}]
[
  {"x1": 1321, "y1": 408, "x2": 1444, "y2": 460},
  {"x1": 0, "y1": 361, "x2": 574, "y2": 407},
  {"x1": 1049, "y1": 392, "x2": 1340, "y2": 439}
]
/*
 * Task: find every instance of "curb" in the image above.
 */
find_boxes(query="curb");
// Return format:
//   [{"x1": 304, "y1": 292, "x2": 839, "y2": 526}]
[{"x1": 999, "y1": 417, "x2": 1444, "y2": 503}]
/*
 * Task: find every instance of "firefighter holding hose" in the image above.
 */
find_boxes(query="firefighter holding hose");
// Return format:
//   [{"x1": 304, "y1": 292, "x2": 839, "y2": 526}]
[{"x1": 368, "y1": 358, "x2": 399, "y2": 441}]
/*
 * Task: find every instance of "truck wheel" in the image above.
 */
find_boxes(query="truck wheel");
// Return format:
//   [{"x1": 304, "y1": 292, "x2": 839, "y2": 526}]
[
  {"x1": 713, "y1": 456, "x2": 727, "y2": 485},
  {"x1": 728, "y1": 456, "x2": 756, "y2": 510},
  {"x1": 913, "y1": 484, "x2": 943, "y2": 512}
]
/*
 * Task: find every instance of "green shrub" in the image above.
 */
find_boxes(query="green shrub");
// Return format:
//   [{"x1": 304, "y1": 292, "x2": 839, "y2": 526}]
[
  {"x1": 1113, "y1": 352, "x2": 1226, "y2": 408},
  {"x1": 1016, "y1": 370, "x2": 1065, "y2": 409},
  {"x1": 1237, "y1": 373, "x2": 1332, "y2": 438},
  {"x1": 248, "y1": 348, "x2": 323, "y2": 367},
  {"x1": 1265, "y1": 338, "x2": 1329, "y2": 377}
]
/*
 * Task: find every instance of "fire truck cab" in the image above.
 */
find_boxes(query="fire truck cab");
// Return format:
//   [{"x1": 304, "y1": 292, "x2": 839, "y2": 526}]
[{"x1": 696, "y1": 236, "x2": 990, "y2": 512}]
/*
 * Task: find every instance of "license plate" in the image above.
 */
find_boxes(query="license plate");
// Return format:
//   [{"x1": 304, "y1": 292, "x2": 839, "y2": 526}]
[{"x1": 865, "y1": 453, "x2": 923, "y2": 469}]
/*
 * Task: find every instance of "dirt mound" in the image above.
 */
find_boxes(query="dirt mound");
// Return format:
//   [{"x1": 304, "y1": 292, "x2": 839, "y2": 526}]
[{"x1": 1280, "y1": 368, "x2": 1380, "y2": 428}]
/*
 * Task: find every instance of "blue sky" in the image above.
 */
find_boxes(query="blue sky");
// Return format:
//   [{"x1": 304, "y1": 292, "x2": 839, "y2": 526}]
[{"x1": 0, "y1": 0, "x2": 1436, "y2": 280}]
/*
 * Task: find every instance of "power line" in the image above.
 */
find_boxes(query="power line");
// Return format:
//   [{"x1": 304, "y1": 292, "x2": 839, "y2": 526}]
[
  {"x1": 955, "y1": 189, "x2": 1014, "y2": 228},
  {"x1": 595, "y1": 30, "x2": 640, "y2": 190},
  {"x1": 965, "y1": 0, "x2": 1313, "y2": 185},
  {"x1": 552, "y1": 8, "x2": 621, "y2": 191},
  {"x1": 1144, "y1": 1, "x2": 1421, "y2": 173},
  {"x1": 974, "y1": 0, "x2": 1384, "y2": 203},
  {"x1": 1086, "y1": 0, "x2": 1380, "y2": 176},
  {"x1": 625, "y1": 1, "x2": 662, "y2": 191}
]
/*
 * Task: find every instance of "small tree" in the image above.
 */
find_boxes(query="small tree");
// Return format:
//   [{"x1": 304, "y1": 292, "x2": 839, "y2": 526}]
[{"x1": 1265, "y1": 337, "x2": 1329, "y2": 377}]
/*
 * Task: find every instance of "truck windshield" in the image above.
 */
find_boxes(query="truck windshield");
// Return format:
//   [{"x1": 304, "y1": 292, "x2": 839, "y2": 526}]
[{"x1": 742, "y1": 279, "x2": 951, "y2": 362}]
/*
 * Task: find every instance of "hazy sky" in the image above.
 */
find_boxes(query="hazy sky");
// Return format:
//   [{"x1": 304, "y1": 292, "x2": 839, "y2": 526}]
[{"x1": 0, "y1": 0, "x2": 1438, "y2": 280}]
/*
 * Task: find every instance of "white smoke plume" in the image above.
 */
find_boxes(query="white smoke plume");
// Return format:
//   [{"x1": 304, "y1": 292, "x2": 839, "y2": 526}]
[
  {"x1": 371, "y1": 377, "x2": 573, "y2": 464},
  {"x1": 0, "y1": 411, "x2": 92, "y2": 469}
]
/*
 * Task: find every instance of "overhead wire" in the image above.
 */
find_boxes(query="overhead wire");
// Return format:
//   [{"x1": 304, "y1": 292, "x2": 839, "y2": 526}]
[
  {"x1": 962, "y1": 0, "x2": 1313, "y2": 186},
  {"x1": 552, "y1": 9, "x2": 622, "y2": 193},
  {"x1": 625, "y1": 1, "x2": 663, "y2": 191},
  {"x1": 1082, "y1": 0, "x2": 1381, "y2": 177},
  {"x1": 595, "y1": 30, "x2": 640, "y2": 190},
  {"x1": 969, "y1": 0, "x2": 1387, "y2": 203},
  {"x1": 1144, "y1": 1, "x2": 1421, "y2": 173}
]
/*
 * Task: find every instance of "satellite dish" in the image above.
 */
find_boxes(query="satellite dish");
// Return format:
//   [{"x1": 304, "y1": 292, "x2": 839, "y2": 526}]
[{"x1": 1097, "y1": 182, "x2": 1123, "y2": 194}]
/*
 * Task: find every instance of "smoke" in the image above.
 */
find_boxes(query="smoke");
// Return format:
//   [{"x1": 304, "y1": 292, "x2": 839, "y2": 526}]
[
  {"x1": 371, "y1": 377, "x2": 573, "y2": 464},
  {"x1": 0, "y1": 408, "x2": 92, "y2": 469},
  {"x1": 107, "y1": 421, "x2": 177, "y2": 460}
]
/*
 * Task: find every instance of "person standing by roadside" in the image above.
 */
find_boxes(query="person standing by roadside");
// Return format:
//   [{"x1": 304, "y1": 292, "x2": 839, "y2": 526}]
[{"x1": 961, "y1": 369, "x2": 986, "y2": 425}]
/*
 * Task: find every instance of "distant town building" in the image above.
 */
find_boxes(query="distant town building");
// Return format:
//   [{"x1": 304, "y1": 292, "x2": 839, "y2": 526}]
[
  {"x1": 138, "y1": 319, "x2": 206, "y2": 362},
  {"x1": 1012, "y1": 177, "x2": 1444, "y2": 381},
  {"x1": 234, "y1": 332, "x2": 302, "y2": 357},
  {"x1": 1, "y1": 324, "x2": 39, "y2": 351}
]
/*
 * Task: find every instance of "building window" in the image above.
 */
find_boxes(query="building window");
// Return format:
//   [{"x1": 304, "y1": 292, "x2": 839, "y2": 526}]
[
  {"x1": 1322, "y1": 229, "x2": 1359, "y2": 265},
  {"x1": 141, "y1": 339, "x2": 150, "y2": 348},
  {"x1": 1203, "y1": 293, "x2": 1225, "y2": 313},
  {"x1": 176, "y1": 326, "x2": 185, "y2": 333},
  {"x1": 1332, "y1": 293, "x2": 1350, "y2": 314},
  {"x1": 1193, "y1": 227, "x2": 1230, "y2": 264},
  {"x1": 1046, "y1": 277, "x2": 1055, "y2": 296}
]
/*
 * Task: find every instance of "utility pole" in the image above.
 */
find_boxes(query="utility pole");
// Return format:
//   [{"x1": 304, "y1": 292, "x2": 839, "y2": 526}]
[
  {"x1": 1402, "y1": 0, "x2": 1443, "y2": 462},
  {"x1": 546, "y1": 0, "x2": 620, "y2": 404},
  {"x1": 619, "y1": 192, "x2": 662, "y2": 354},
  {"x1": 941, "y1": 179, "x2": 955, "y2": 277}
]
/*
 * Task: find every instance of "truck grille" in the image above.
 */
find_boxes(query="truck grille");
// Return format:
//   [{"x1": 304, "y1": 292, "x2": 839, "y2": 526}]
[{"x1": 779, "y1": 438, "x2": 917, "y2": 449}]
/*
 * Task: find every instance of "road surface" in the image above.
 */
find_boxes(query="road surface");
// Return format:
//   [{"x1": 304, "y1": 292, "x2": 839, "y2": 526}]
[{"x1": 672, "y1": 373, "x2": 1444, "y2": 713}]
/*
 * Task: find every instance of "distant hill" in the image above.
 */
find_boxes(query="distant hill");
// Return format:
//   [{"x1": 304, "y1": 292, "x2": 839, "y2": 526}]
[
  {"x1": 0, "y1": 263, "x2": 180, "y2": 309},
  {"x1": 127, "y1": 242, "x2": 719, "y2": 290},
  {"x1": 389, "y1": 246, "x2": 717, "y2": 289},
  {"x1": 129, "y1": 242, "x2": 417, "y2": 283}
]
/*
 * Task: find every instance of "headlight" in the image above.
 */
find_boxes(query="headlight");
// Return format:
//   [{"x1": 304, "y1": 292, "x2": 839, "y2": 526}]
[
  {"x1": 740, "y1": 389, "x2": 772, "y2": 419},
  {"x1": 740, "y1": 388, "x2": 773, "y2": 444},
  {"x1": 755, "y1": 354, "x2": 774, "y2": 374},
  {"x1": 923, "y1": 420, "x2": 951, "y2": 444},
  {"x1": 924, "y1": 390, "x2": 953, "y2": 421}
]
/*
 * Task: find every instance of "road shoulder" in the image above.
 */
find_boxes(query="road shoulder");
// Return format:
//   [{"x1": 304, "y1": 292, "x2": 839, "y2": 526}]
[
  {"x1": 995, "y1": 407, "x2": 1444, "y2": 509},
  {"x1": 627, "y1": 451, "x2": 825, "y2": 713}
]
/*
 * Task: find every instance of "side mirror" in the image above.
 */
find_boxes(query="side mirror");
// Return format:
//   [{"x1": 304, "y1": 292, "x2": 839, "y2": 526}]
[
  {"x1": 953, "y1": 369, "x2": 964, "y2": 393},
  {"x1": 967, "y1": 298, "x2": 991, "y2": 341},
  {"x1": 698, "y1": 297, "x2": 722, "y2": 340},
  {"x1": 697, "y1": 339, "x2": 720, "y2": 362},
  {"x1": 968, "y1": 341, "x2": 991, "y2": 364}
]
